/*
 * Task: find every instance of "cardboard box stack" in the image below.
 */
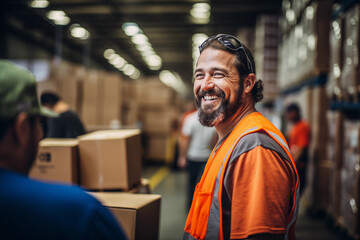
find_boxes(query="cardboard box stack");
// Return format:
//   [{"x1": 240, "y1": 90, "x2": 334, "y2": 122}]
[
  {"x1": 78, "y1": 129, "x2": 142, "y2": 191},
  {"x1": 36, "y1": 60, "x2": 85, "y2": 114},
  {"x1": 90, "y1": 192, "x2": 161, "y2": 240},
  {"x1": 341, "y1": 119, "x2": 360, "y2": 238},
  {"x1": 327, "y1": 111, "x2": 344, "y2": 221},
  {"x1": 82, "y1": 70, "x2": 123, "y2": 128},
  {"x1": 137, "y1": 78, "x2": 179, "y2": 163},
  {"x1": 254, "y1": 15, "x2": 279, "y2": 102},
  {"x1": 341, "y1": 5, "x2": 360, "y2": 101},
  {"x1": 327, "y1": 16, "x2": 344, "y2": 100},
  {"x1": 278, "y1": 0, "x2": 331, "y2": 90},
  {"x1": 29, "y1": 138, "x2": 79, "y2": 185}
]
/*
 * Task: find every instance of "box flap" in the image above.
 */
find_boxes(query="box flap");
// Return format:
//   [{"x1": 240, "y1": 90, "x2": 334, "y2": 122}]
[
  {"x1": 89, "y1": 192, "x2": 161, "y2": 209},
  {"x1": 78, "y1": 129, "x2": 141, "y2": 141},
  {"x1": 40, "y1": 138, "x2": 79, "y2": 147}
]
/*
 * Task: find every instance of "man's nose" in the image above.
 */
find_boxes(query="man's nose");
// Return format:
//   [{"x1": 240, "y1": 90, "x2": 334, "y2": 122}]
[{"x1": 201, "y1": 75, "x2": 215, "y2": 91}]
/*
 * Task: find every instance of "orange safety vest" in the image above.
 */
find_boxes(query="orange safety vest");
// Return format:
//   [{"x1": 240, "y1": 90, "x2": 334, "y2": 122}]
[{"x1": 184, "y1": 112, "x2": 299, "y2": 240}]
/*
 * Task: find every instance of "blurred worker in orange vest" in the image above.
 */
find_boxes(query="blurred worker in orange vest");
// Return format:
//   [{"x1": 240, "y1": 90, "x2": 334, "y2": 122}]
[
  {"x1": 183, "y1": 34, "x2": 299, "y2": 240},
  {"x1": 285, "y1": 103, "x2": 311, "y2": 196}
]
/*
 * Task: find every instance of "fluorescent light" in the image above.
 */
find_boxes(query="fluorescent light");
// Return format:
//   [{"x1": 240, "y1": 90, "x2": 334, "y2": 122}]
[
  {"x1": 145, "y1": 55, "x2": 162, "y2": 67},
  {"x1": 54, "y1": 16, "x2": 70, "y2": 26},
  {"x1": 47, "y1": 10, "x2": 66, "y2": 20},
  {"x1": 30, "y1": 0, "x2": 49, "y2": 8},
  {"x1": 190, "y1": 3, "x2": 211, "y2": 24},
  {"x1": 70, "y1": 24, "x2": 90, "y2": 40},
  {"x1": 122, "y1": 22, "x2": 141, "y2": 37},
  {"x1": 110, "y1": 56, "x2": 126, "y2": 68},
  {"x1": 130, "y1": 69, "x2": 141, "y2": 79},
  {"x1": 135, "y1": 43, "x2": 152, "y2": 52},
  {"x1": 124, "y1": 65, "x2": 136, "y2": 76},
  {"x1": 104, "y1": 49, "x2": 115, "y2": 59},
  {"x1": 131, "y1": 34, "x2": 149, "y2": 45},
  {"x1": 47, "y1": 10, "x2": 70, "y2": 26}
]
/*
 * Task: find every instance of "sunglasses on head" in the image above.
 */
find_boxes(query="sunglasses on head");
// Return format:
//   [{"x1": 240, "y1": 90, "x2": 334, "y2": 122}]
[{"x1": 198, "y1": 34, "x2": 254, "y2": 74}]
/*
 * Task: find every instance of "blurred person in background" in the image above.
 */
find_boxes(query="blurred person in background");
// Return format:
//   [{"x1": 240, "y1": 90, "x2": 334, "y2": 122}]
[
  {"x1": 41, "y1": 92, "x2": 86, "y2": 138},
  {"x1": 183, "y1": 34, "x2": 299, "y2": 240},
  {"x1": 177, "y1": 108, "x2": 217, "y2": 209},
  {"x1": 285, "y1": 103, "x2": 311, "y2": 196},
  {"x1": 172, "y1": 101, "x2": 197, "y2": 170},
  {"x1": 0, "y1": 61, "x2": 127, "y2": 240}
]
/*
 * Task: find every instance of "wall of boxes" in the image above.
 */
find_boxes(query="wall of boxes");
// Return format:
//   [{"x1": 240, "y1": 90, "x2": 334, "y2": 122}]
[
  {"x1": 37, "y1": 60, "x2": 183, "y2": 164},
  {"x1": 278, "y1": 0, "x2": 360, "y2": 239}
]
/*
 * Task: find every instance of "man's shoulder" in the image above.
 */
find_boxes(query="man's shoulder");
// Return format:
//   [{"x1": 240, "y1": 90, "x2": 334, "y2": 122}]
[
  {"x1": 230, "y1": 130, "x2": 289, "y2": 163},
  {"x1": 0, "y1": 170, "x2": 97, "y2": 208}
]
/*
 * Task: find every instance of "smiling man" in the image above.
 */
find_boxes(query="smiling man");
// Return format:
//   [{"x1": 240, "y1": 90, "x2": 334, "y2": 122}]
[{"x1": 183, "y1": 34, "x2": 300, "y2": 240}]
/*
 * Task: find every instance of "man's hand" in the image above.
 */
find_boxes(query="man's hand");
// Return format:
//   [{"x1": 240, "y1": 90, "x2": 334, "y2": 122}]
[{"x1": 178, "y1": 156, "x2": 187, "y2": 169}]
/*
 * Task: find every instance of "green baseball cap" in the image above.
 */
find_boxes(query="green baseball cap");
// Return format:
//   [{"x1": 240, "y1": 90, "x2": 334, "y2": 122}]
[{"x1": 0, "y1": 60, "x2": 58, "y2": 118}]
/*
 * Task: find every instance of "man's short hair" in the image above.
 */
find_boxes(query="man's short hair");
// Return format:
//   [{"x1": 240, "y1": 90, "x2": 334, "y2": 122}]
[
  {"x1": 286, "y1": 103, "x2": 300, "y2": 114},
  {"x1": 41, "y1": 92, "x2": 61, "y2": 107},
  {"x1": 199, "y1": 38, "x2": 263, "y2": 103}
]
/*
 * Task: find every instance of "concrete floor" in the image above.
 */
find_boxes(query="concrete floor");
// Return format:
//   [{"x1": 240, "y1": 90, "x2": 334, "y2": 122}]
[{"x1": 143, "y1": 166, "x2": 343, "y2": 240}]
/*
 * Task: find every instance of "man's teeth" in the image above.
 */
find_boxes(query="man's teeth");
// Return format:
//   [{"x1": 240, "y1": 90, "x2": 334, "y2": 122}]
[{"x1": 203, "y1": 95, "x2": 219, "y2": 101}]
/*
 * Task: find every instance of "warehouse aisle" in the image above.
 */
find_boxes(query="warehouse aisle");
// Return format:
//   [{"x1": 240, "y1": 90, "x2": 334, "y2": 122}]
[{"x1": 144, "y1": 166, "x2": 343, "y2": 240}]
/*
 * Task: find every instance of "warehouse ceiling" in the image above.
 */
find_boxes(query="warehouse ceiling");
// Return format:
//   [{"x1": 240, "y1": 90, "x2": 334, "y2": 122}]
[{"x1": 1, "y1": 0, "x2": 282, "y2": 88}]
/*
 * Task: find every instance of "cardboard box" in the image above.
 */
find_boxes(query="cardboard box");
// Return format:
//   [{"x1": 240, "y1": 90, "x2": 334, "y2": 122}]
[
  {"x1": 308, "y1": 162, "x2": 332, "y2": 211},
  {"x1": 136, "y1": 78, "x2": 176, "y2": 108},
  {"x1": 329, "y1": 168, "x2": 342, "y2": 219},
  {"x1": 141, "y1": 110, "x2": 177, "y2": 135},
  {"x1": 82, "y1": 70, "x2": 102, "y2": 126},
  {"x1": 327, "y1": 17, "x2": 344, "y2": 99},
  {"x1": 340, "y1": 168, "x2": 360, "y2": 238},
  {"x1": 90, "y1": 192, "x2": 161, "y2": 240},
  {"x1": 29, "y1": 138, "x2": 79, "y2": 184},
  {"x1": 327, "y1": 110, "x2": 344, "y2": 169},
  {"x1": 341, "y1": 4, "x2": 360, "y2": 99},
  {"x1": 100, "y1": 72, "x2": 122, "y2": 126},
  {"x1": 78, "y1": 130, "x2": 142, "y2": 190},
  {"x1": 144, "y1": 134, "x2": 171, "y2": 162}
]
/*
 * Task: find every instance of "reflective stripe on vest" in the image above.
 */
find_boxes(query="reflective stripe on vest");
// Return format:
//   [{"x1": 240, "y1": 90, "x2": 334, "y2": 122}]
[{"x1": 183, "y1": 112, "x2": 300, "y2": 240}]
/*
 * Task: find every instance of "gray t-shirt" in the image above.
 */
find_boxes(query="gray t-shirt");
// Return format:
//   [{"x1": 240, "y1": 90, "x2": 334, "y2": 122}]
[{"x1": 181, "y1": 112, "x2": 217, "y2": 161}]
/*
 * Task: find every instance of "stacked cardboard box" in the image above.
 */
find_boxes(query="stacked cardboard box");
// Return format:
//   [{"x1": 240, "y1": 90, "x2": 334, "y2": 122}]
[
  {"x1": 36, "y1": 60, "x2": 85, "y2": 114},
  {"x1": 278, "y1": 1, "x2": 332, "y2": 90},
  {"x1": 136, "y1": 78, "x2": 179, "y2": 163},
  {"x1": 327, "y1": 17, "x2": 344, "y2": 100},
  {"x1": 99, "y1": 72, "x2": 122, "y2": 127},
  {"x1": 90, "y1": 192, "x2": 161, "y2": 240},
  {"x1": 82, "y1": 69, "x2": 101, "y2": 127},
  {"x1": 29, "y1": 138, "x2": 79, "y2": 185},
  {"x1": 341, "y1": 5, "x2": 360, "y2": 101},
  {"x1": 340, "y1": 119, "x2": 360, "y2": 238},
  {"x1": 78, "y1": 129, "x2": 142, "y2": 191},
  {"x1": 327, "y1": 111, "x2": 344, "y2": 221},
  {"x1": 254, "y1": 15, "x2": 279, "y2": 102}
]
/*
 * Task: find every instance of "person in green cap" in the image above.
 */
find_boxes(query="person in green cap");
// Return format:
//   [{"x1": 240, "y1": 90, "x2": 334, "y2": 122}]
[{"x1": 0, "y1": 60, "x2": 127, "y2": 240}]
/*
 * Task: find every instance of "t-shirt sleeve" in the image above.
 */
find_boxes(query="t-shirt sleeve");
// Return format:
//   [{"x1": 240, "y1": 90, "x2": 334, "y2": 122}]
[
  {"x1": 181, "y1": 115, "x2": 193, "y2": 137},
  {"x1": 226, "y1": 146, "x2": 295, "y2": 239},
  {"x1": 85, "y1": 200, "x2": 128, "y2": 240}
]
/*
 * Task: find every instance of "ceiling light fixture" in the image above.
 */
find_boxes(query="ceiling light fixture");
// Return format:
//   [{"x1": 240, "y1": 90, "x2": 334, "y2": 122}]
[
  {"x1": 122, "y1": 22, "x2": 141, "y2": 36},
  {"x1": 47, "y1": 10, "x2": 71, "y2": 26},
  {"x1": 30, "y1": 0, "x2": 49, "y2": 8},
  {"x1": 190, "y1": 3, "x2": 211, "y2": 24},
  {"x1": 70, "y1": 24, "x2": 90, "y2": 40},
  {"x1": 122, "y1": 22, "x2": 162, "y2": 71}
]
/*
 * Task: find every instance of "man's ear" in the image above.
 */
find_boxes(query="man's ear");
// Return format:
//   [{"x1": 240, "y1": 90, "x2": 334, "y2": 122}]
[
  {"x1": 243, "y1": 73, "x2": 257, "y2": 94},
  {"x1": 13, "y1": 112, "x2": 30, "y2": 146}
]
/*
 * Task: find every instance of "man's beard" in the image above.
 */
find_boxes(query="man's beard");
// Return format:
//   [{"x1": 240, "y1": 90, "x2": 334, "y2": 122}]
[{"x1": 195, "y1": 84, "x2": 243, "y2": 127}]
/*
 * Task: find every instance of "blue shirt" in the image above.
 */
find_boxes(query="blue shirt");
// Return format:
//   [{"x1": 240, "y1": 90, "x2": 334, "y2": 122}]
[{"x1": 0, "y1": 168, "x2": 127, "y2": 240}]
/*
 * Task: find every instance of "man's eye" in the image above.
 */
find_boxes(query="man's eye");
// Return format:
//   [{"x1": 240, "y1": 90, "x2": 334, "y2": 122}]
[
  {"x1": 195, "y1": 73, "x2": 204, "y2": 79},
  {"x1": 214, "y1": 72, "x2": 224, "y2": 77}
]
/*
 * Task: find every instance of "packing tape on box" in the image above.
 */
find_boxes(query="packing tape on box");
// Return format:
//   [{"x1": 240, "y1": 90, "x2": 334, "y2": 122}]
[{"x1": 96, "y1": 141, "x2": 104, "y2": 186}]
